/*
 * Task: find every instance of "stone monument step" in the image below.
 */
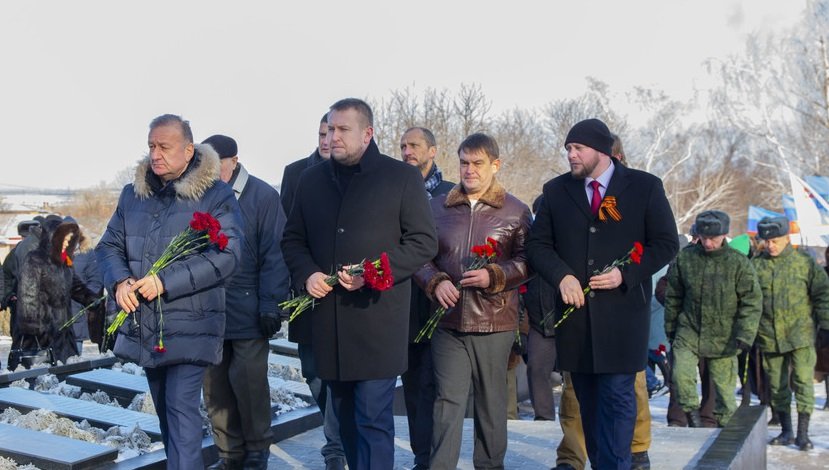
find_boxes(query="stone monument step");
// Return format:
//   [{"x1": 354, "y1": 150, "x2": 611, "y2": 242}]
[
  {"x1": 65, "y1": 368, "x2": 149, "y2": 405},
  {"x1": 269, "y1": 338, "x2": 299, "y2": 357},
  {"x1": 268, "y1": 376, "x2": 312, "y2": 401},
  {"x1": 0, "y1": 387, "x2": 162, "y2": 440},
  {"x1": 267, "y1": 352, "x2": 302, "y2": 370},
  {"x1": 0, "y1": 422, "x2": 118, "y2": 470}
]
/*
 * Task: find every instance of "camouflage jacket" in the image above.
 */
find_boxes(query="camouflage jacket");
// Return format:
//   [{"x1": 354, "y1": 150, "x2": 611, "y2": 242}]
[
  {"x1": 751, "y1": 244, "x2": 829, "y2": 353},
  {"x1": 664, "y1": 243, "x2": 761, "y2": 358}
]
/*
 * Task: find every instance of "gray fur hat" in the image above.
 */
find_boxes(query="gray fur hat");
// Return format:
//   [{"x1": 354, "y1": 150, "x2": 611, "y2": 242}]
[
  {"x1": 695, "y1": 210, "x2": 730, "y2": 236},
  {"x1": 757, "y1": 216, "x2": 789, "y2": 240}
]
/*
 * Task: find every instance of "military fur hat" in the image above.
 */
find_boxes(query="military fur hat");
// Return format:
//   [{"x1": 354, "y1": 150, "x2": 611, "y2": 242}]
[
  {"x1": 756, "y1": 216, "x2": 789, "y2": 240},
  {"x1": 695, "y1": 210, "x2": 730, "y2": 236}
]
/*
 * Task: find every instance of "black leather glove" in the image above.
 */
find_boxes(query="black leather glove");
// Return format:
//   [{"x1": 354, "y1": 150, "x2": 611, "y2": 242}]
[
  {"x1": 259, "y1": 312, "x2": 282, "y2": 338},
  {"x1": 736, "y1": 340, "x2": 752, "y2": 352},
  {"x1": 817, "y1": 329, "x2": 829, "y2": 350}
]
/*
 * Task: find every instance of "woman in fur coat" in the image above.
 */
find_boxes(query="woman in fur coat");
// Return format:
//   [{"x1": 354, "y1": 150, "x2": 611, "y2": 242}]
[{"x1": 12, "y1": 216, "x2": 98, "y2": 368}]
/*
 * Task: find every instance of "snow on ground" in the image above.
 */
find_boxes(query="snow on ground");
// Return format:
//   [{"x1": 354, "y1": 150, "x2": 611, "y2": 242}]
[{"x1": 0, "y1": 334, "x2": 310, "y2": 469}]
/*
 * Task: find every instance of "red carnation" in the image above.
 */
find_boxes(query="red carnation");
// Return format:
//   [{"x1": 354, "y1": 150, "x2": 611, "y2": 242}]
[
  {"x1": 633, "y1": 241, "x2": 644, "y2": 256},
  {"x1": 518, "y1": 284, "x2": 528, "y2": 295},
  {"x1": 154, "y1": 345, "x2": 166, "y2": 353},
  {"x1": 216, "y1": 233, "x2": 229, "y2": 251},
  {"x1": 631, "y1": 250, "x2": 642, "y2": 264}
]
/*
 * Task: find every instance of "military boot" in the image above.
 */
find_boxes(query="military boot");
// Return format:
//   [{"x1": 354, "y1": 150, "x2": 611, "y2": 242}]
[
  {"x1": 769, "y1": 411, "x2": 794, "y2": 445},
  {"x1": 824, "y1": 378, "x2": 829, "y2": 410},
  {"x1": 795, "y1": 412, "x2": 813, "y2": 451},
  {"x1": 685, "y1": 409, "x2": 702, "y2": 428}
]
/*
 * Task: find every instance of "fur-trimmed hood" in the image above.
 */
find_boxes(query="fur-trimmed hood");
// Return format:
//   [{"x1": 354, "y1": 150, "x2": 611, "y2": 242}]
[
  {"x1": 444, "y1": 178, "x2": 507, "y2": 209},
  {"x1": 38, "y1": 217, "x2": 80, "y2": 266},
  {"x1": 133, "y1": 144, "x2": 221, "y2": 200}
]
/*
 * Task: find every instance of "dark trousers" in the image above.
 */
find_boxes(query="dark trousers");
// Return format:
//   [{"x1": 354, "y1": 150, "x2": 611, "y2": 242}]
[
  {"x1": 329, "y1": 378, "x2": 397, "y2": 470},
  {"x1": 401, "y1": 341, "x2": 435, "y2": 467},
  {"x1": 570, "y1": 372, "x2": 636, "y2": 470},
  {"x1": 204, "y1": 338, "x2": 273, "y2": 459},
  {"x1": 298, "y1": 343, "x2": 345, "y2": 462},
  {"x1": 145, "y1": 363, "x2": 207, "y2": 470},
  {"x1": 430, "y1": 328, "x2": 513, "y2": 470},
  {"x1": 526, "y1": 328, "x2": 557, "y2": 420},
  {"x1": 667, "y1": 352, "x2": 717, "y2": 427}
]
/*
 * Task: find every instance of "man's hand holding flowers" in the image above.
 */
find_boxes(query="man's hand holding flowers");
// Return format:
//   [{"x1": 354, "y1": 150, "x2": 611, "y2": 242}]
[
  {"x1": 337, "y1": 264, "x2": 365, "y2": 291},
  {"x1": 434, "y1": 280, "x2": 460, "y2": 309},
  {"x1": 588, "y1": 267, "x2": 622, "y2": 291},
  {"x1": 559, "y1": 275, "x2": 586, "y2": 309},
  {"x1": 306, "y1": 272, "x2": 334, "y2": 299},
  {"x1": 134, "y1": 273, "x2": 165, "y2": 301},
  {"x1": 116, "y1": 274, "x2": 165, "y2": 313},
  {"x1": 459, "y1": 268, "x2": 491, "y2": 289}
]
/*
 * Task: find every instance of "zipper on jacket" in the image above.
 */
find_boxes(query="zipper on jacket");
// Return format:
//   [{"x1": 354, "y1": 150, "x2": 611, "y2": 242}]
[{"x1": 461, "y1": 202, "x2": 476, "y2": 320}]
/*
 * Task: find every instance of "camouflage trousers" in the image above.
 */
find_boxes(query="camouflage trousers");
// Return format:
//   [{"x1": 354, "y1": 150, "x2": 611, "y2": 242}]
[
  {"x1": 762, "y1": 346, "x2": 816, "y2": 414},
  {"x1": 672, "y1": 345, "x2": 737, "y2": 426}
]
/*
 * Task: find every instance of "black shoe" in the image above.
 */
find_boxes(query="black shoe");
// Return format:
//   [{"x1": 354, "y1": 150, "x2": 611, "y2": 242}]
[
  {"x1": 411, "y1": 465, "x2": 429, "y2": 470},
  {"x1": 207, "y1": 458, "x2": 244, "y2": 470},
  {"x1": 631, "y1": 451, "x2": 651, "y2": 470},
  {"x1": 552, "y1": 464, "x2": 576, "y2": 470},
  {"x1": 686, "y1": 409, "x2": 702, "y2": 428},
  {"x1": 795, "y1": 412, "x2": 813, "y2": 451},
  {"x1": 325, "y1": 457, "x2": 347, "y2": 470},
  {"x1": 769, "y1": 411, "x2": 794, "y2": 446},
  {"x1": 242, "y1": 449, "x2": 270, "y2": 470}
]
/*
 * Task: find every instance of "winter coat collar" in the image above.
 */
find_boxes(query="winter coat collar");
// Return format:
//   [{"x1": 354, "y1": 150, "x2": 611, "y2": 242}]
[
  {"x1": 133, "y1": 144, "x2": 220, "y2": 200},
  {"x1": 227, "y1": 164, "x2": 249, "y2": 200},
  {"x1": 563, "y1": 161, "x2": 632, "y2": 220},
  {"x1": 444, "y1": 178, "x2": 507, "y2": 209}
]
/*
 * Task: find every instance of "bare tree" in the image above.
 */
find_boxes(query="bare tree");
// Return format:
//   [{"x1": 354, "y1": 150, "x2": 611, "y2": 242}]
[{"x1": 57, "y1": 184, "x2": 119, "y2": 241}]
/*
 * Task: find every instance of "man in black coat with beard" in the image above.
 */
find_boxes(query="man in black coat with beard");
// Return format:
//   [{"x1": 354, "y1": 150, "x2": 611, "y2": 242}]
[
  {"x1": 282, "y1": 98, "x2": 437, "y2": 470},
  {"x1": 527, "y1": 119, "x2": 678, "y2": 469}
]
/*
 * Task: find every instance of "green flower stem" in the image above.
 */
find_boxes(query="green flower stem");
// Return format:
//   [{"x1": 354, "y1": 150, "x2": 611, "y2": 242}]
[
  {"x1": 414, "y1": 255, "x2": 495, "y2": 343},
  {"x1": 59, "y1": 294, "x2": 108, "y2": 331},
  {"x1": 282, "y1": 263, "x2": 366, "y2": 323},
  {"x1": 105, "y1": 229, "x2": 213, "y2": 337}
]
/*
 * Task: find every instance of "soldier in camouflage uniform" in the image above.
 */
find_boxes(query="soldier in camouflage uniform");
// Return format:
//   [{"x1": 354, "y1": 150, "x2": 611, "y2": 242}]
[
  {"x1": 664, "y1": 210, "x2": 762, "y2": 427},
  {"x1": 752, "y1": 216, "x2": 829, "y2": 450}
]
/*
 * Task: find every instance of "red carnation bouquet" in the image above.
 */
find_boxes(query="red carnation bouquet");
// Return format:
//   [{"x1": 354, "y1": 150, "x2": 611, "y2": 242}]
[
  {"x1": 543, "y1": 241, "x2": 644, "y2": 328},
  {"x1": 106, "y1": 211, "x2": 230, "y2": 353},
  {"x1": 281, "y1": 252, "x2": 394, "y2": 322},
  {"x1": 415, "y1": 237, "x2": 500, "y2": 343}
]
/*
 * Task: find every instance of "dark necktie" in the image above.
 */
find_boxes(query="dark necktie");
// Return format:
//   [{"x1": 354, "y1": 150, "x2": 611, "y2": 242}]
[{"x1": 590, "y1": 180, "x2": 602, "y2": 215}]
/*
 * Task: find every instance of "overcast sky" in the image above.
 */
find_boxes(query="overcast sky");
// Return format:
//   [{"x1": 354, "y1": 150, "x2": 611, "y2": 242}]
[{"x1": 0, "y1": 0, "x2": 807, "y2": 190}]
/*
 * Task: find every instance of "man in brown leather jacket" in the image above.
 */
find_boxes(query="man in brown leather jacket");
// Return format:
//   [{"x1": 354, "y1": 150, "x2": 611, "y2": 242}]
[{"x1": 415, "y1": 133, "x2": 532, "y2": 470}]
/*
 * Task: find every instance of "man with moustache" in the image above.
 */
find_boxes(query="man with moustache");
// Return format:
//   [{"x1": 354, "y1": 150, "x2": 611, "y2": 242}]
[
  {"x1": 282, "y1": 98, "x2": 437, "y2": 470},
  {"x1": 399, "y1": 126, "x2": 454, "y2": 470},
  {"x1": 527, "y1": 119, "x2": 678, "y2": 469},
  {"x1": 665, "y1": 210, "x2": 761, "y2": 429},
  {"x1": 752, "y1": 216, "x2": 829, "y2": 450},
  {"x1": 280, "y1": 113, "x2": 346, "y2": 470}
]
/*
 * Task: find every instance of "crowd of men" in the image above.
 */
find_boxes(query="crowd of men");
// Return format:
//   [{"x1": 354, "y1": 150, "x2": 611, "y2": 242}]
[{"x1": 2, "y1": 97, "x2": 828, "y2": 470}]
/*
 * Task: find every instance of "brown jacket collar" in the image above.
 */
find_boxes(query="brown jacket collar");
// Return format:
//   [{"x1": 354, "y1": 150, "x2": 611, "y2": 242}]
[{"x1": 444, "y1": 178, "x2": 506, "y2": 209}]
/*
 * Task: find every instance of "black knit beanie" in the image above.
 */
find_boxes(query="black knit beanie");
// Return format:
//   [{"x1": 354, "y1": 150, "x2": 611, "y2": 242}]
[
  {"x1": 564, "y1": 119, "x2": 614, "y2": 156},
  {"x1": 202, "y1": 135, "x2": 238, "y2": 159}
]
